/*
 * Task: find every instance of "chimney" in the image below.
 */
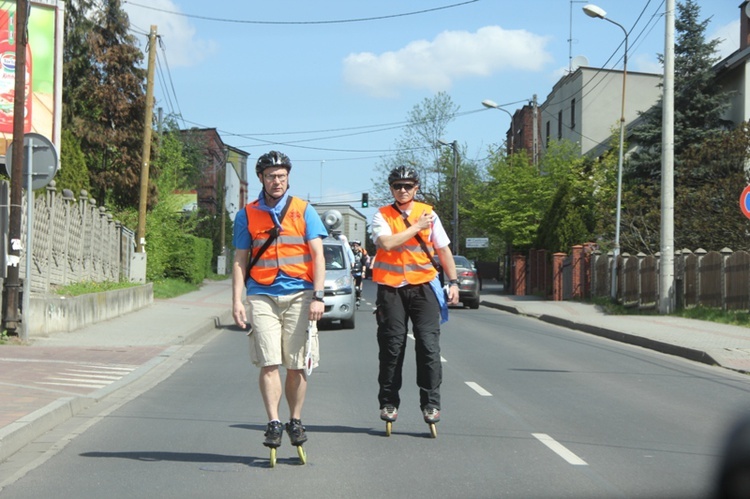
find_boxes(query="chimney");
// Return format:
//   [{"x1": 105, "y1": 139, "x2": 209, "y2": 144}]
[{"x1": 742, "y1": 1, "x2": 750, "y2": 50}]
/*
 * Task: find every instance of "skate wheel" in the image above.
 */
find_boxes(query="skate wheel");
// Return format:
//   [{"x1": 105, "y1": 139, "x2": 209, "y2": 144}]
[
  {"x1": 429, "y1": 423, "x2": 437, "y2": 438},
  {"x1": 297, "y1": 445, "x2": 307, "y2": 464},
  {"x1": 269, "y1": 447, "x2": 277, "y2": 468},
  {"x1": 385, "y1": 421, "x2": 392, "y2": 437}
]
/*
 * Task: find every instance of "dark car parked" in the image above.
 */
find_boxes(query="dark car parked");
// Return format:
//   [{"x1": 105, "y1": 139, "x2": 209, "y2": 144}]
[{"x1": 449, "y1": 255, "x2": 481, "y2": 309}]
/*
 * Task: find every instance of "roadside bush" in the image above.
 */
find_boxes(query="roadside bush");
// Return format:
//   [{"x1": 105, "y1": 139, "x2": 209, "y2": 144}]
[{"x1": 165, "y1": 234, "x2": 212, "y2": 284}]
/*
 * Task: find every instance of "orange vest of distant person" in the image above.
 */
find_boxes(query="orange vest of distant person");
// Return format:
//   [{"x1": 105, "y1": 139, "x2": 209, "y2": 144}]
[
  {"x1": 372, "y1": 202, "x2": 437, "y2": 287},
  {"x1": 245, "y1": 196, "x2": 313, "y2": 285}
]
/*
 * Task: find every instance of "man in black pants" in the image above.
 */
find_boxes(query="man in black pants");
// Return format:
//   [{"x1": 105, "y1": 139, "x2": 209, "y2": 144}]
[{"x1": 369, "y1": 165, "x2": 459, "y2": 428}]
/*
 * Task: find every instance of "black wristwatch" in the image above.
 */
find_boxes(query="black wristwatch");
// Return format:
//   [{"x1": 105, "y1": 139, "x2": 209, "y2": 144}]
[
  {"x1": 312, "y1": 290, "x2": 325, "y2": 302},
  {"x1": 449, "y1": 279, "x2": 459, "y2": 286}
]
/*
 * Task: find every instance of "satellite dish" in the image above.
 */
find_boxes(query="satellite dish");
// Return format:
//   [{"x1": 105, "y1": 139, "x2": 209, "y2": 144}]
[
  {"x1": 322, "y1": 209, "x2": 342, "y2": 230},
  {"x1": 571, "y1": 55, "x2": 589, "y2": 71}
]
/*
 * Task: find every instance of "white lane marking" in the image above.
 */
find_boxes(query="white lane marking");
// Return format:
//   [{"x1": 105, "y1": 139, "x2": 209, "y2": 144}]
[
  {"x1": 465, "y1": 381, "x2": 492, "y2": 396},
  {"x1": 532, "y1": 433, "x2": 588, "y2": 466}
]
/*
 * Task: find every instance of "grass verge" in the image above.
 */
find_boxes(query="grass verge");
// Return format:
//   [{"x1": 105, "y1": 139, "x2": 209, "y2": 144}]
[{"x1": 590, "y1": 296, "x2": 750, "y2": 327}]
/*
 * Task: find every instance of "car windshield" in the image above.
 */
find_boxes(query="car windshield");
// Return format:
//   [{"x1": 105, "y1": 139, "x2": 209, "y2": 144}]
[
  {"x1": 324, "y1": 245, "x2": 345, "y2": 270},
  {"x1": 454, "y1": 256, "x2": 471, "y2": 269}
]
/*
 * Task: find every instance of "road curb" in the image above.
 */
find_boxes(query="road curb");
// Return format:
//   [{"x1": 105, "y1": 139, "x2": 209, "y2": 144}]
[{"x1": 0, "y1": 310, "x2": 231, "y2": 463}]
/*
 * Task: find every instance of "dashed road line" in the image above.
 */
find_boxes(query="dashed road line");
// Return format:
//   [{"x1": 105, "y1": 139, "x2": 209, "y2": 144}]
[
  {"x1": 465, "y1": 381, "x2": 492, "y2": 396},
  {"x1": 532, "y1": 433, "x2": 588, "y2": 466}
]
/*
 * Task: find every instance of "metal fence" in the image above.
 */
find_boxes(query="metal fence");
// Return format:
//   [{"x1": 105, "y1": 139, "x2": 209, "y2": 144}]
[
  {"x1": 590, "y1": 248, "x2": 750, "y2": 311},
  {"x1": 0, "y1": 180, "x2": 135, "y2": 293}
]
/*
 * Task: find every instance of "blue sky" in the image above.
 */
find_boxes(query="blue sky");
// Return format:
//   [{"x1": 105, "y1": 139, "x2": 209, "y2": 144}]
[{"x1": 121, "y1": 0, "x2": 741, "y2": 218}]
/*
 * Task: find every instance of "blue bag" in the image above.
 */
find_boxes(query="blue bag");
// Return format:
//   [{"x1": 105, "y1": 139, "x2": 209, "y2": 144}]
[{"x1": 428, "y1": 275, "x2": 449, "y2": 324}]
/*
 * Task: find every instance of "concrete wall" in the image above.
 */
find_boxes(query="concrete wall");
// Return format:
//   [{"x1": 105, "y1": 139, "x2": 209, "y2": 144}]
[{"x1": 26, "y1": 283, "x2": 153, "y2": 338}]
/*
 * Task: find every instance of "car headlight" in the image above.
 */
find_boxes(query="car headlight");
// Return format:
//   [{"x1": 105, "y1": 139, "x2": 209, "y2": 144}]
[{"x1": 326, "y1": 274, "x2": 353, "y2": 295}]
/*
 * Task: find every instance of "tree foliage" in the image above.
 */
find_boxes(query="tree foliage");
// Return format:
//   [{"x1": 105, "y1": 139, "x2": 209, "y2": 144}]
[
  {"x1": 628, "y1": 0, "x2": 729, "y2": 181},
  {"x1": 56, "y1": 129, "x2": 91, "y2": 196},
  {"x1": 619, "y1": 0, "x2": 749, "y2": 254},
  {"x1": 68, "y1": 0, "x2": 150, "y2": 209},
  {"x1": 374, "y1": 92, "x2": 459, "y2": 206}
]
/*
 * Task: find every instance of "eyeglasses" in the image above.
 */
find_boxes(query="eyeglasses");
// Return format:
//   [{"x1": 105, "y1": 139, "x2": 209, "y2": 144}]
[
  {"x1": 391, "y1": 183, "x2": 415, "y2": 191},
  {"x1": 263, "y1": 173, "x2": 288, "y2": 182}
]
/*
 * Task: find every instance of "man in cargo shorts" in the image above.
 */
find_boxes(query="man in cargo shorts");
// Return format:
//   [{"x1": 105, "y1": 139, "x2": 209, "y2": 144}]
[{"x1": 232, "y1": 151, "x2": 327, "y2": 451}]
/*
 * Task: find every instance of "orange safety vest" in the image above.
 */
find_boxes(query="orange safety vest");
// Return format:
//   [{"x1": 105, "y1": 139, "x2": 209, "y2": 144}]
[
  {"x1": 245, "y1": 196, "x2": 313, "y2": 285},
  {"x1": 372, "y1": 202, "x2": 437, "y2": 287}
]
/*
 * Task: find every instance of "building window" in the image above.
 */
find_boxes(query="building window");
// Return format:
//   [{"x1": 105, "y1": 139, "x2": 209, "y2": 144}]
[
  {"x1": 557, "y1": 110, "x2": 563, "y2": 140},
  {"x1": 570, "y1": 98, "x2": 576, "y2": 129},
  {"x1": 546, "y1": 121, "x2": 550, "y2": 147}
]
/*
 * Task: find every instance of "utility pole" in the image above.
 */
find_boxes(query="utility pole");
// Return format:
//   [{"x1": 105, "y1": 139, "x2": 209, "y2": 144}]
[
  {"x1": 136, "y1": 26, "x2": 157, "y2": 253},
  {"x1": 659, "y1": 0, "x2": 675, "y2": 313},
  {"x1": 532, "y1": 94, "x2": 539, "y2": 168},
  {"x1": 3, "y1": 0, "x2": 30, "y2": 335},
  {"x1": 218, "y1": 148, "x2": 228, "y2": 274},
  {"x1": 450, "y1": 141, "x2": 459, "y2": 255}
]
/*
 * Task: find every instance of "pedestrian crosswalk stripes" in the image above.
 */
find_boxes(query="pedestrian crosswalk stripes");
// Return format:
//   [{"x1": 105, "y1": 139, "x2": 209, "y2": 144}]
[{"x1": 36, "y1": 364, "x2": 137, "y2": 390}]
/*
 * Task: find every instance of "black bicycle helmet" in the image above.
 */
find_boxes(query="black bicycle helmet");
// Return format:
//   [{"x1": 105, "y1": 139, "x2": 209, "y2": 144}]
[
  {"x1": 388, "y1": 165, "x2": 419, "y2": 185},
  {"x1": 256, "y1": 151, "x2": 292, "y2": 175}
]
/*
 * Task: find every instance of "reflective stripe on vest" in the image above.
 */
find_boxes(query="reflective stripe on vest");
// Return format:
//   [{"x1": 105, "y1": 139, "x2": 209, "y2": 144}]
[
  {"x1": 372, "y1": 202, "x2": 437, "y2": 287},
  {"x1": 245, "y1": 197, "x2": 314, "y2": 285}
]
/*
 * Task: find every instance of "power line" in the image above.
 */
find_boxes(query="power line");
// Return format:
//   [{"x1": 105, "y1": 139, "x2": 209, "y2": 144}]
[{"x1": 122, "y1": 0, "x2": 480, "y2": 25}]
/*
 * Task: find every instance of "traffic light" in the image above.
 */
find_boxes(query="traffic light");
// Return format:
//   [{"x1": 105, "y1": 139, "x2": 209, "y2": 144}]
[{"x1": 361, "y1": 193, "x2": 369, "y2": 208}]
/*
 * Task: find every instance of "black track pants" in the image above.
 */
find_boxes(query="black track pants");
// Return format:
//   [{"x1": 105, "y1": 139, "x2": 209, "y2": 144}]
[{"x1": 375, "y1": 282, "x2": 442, "y2": 411}]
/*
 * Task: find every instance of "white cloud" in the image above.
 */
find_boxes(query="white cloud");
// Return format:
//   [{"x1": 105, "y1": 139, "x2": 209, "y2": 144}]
[
  {"x1": 343, "y1": 26, "x2": 553, "y2": 98},
  {"x1": 123, "y1": 0, "x2": 217, "y2": 68}
]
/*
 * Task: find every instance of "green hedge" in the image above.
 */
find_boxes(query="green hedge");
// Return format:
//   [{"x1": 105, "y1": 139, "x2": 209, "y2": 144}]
[{"x1": 165, "y1": 234, "x2": 212, "y2": 284}]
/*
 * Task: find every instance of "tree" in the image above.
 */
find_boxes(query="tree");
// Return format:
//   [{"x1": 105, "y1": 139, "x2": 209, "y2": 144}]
[
  {"x1": 374, "y1": 92, "x2": 459, "y2": 207},
  {"x1": 469, "y1": 149, "x2": 543, "y2": 251},
  {"x1": 469, "y1": 139, "x2": 607, "y2": 255},
  {"x1": 56, "y1": 129, "x2": 91, "y2": 196},
  {"x1": 628, "y1": 0, "x2": 729, "y2": 181},
  {"x1": 618, "y1": 0, "x2": 745, "y2": 254},
  {"x1": 73, "y1": 0, "x2": 150, "y2": 209},
  {"x1": 62, "y1": 0, "x2": 96, "y2": 129}
]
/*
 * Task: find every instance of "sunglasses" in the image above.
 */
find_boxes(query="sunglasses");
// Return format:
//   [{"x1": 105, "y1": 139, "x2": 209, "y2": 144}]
[{"x1": 391, "y1": 183, "x2": 416, "y2": 191}]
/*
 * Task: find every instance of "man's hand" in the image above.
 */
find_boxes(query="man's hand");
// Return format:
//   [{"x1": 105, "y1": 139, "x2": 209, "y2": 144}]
[
  {"x1": 309, "y1": 299, "x2": 325, "y2": 321},
  {"x1": 233, "y1": 301, "x2": 248, "y2": 329},
  {"x1": 447, "y1": 285, "x2": 459, "y2": 305},
  {"x1": 414, "y1": 211, "x2": 433, "y2": 230}
]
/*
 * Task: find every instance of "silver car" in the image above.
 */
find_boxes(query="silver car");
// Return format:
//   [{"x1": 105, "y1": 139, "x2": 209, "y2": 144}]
[
  {"x1": 451, "y1": 255, "x2": 481, "y2": 309},
  {"x1": 320, "y1": 234, "x2": 356, "y2": 329}
]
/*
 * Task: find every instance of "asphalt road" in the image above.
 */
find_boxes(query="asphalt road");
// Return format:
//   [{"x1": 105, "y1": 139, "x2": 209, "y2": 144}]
[{"x1": 1, "y1": 281, "x2": 749, "y2": 498}]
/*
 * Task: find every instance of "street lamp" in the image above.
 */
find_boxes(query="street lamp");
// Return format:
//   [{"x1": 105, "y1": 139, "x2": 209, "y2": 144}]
[
  {"x1": 481, "y1": 99, "x2": 515, "y2": 163},
  {"x1": 583, "y1": 3, "x2": 628, "y2": 301},
  {"x1": 437, "y1": 139, "x2": 459, "y2": 255}
]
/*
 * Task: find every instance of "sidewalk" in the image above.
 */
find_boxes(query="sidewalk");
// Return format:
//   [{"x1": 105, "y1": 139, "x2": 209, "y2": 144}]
[
  {"x1": 3, "y1": 278, "x2": 750, "y2": 464},
  {"x1": 0, "y1": 279, "x2": 234, "y2": 462},
  {"x1": 479, "y1": 282, "x2": 750, "y2": 373}
]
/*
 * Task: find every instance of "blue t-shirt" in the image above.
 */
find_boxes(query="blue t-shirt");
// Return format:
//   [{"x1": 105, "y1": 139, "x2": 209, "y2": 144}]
[{"x1": 233, "y1": 190, "x2": 328, "y2": 296}]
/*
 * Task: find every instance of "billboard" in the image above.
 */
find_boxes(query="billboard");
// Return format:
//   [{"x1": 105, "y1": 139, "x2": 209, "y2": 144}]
[{"x1": 0, "y1": 0, "x2": 63, "y2": 159}]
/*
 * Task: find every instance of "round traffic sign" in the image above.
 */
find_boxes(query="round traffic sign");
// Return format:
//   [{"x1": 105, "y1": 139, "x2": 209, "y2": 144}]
[
  {"x1": 740, "y1": 185, "x2": 750, "y2": 220},
  {"x1": 6, "y1": 133, "x2": 59, "y2": 190}
]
